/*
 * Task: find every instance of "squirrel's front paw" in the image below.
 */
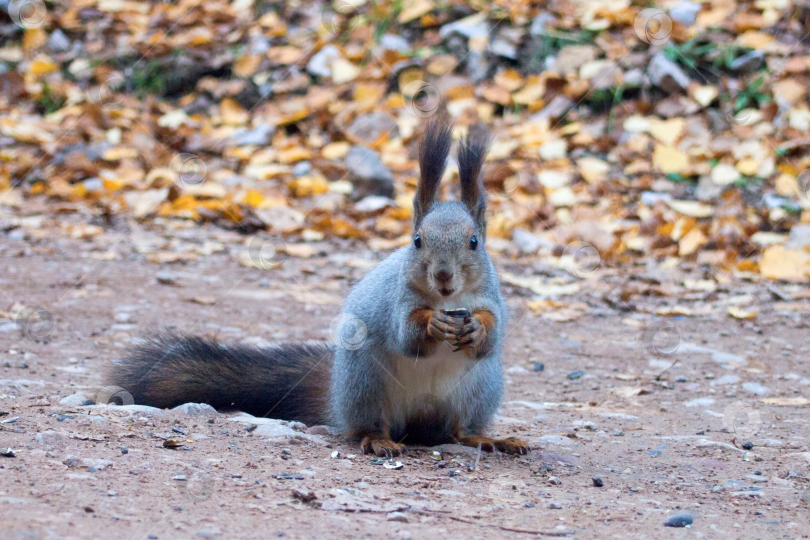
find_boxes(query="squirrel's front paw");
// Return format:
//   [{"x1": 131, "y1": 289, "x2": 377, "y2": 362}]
[
  {"x1": 427, "y1": 312, "x2": 464, "y2": 342},
  {"x1": 452, "y1": 316, "x2": 486, "y2": 355},
  {"x1": 360, "y1": 436, "x2": 407, "y2": 457}
]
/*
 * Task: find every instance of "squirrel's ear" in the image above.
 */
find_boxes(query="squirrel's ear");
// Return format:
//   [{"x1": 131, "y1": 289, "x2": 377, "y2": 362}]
[
  {"x1": 458, "y1": 123, "x2": 490, "y2": 232},
  {"x1": 414, "y1": 112, "x2": 453, "y2": 229}
]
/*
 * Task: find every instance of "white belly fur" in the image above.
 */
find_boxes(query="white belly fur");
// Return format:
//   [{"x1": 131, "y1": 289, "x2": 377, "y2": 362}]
[{"x1": 387, "y1": 293, "x2": 485, "y2": 422}]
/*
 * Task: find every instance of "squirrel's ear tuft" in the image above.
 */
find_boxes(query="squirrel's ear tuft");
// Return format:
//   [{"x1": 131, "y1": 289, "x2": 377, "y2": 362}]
[
  {"x1": 414, "y1": 111, "x2": 453, "y2": 229},
  {"x1": 458, "y1": 123, "x2": 490, "y2": 232}
]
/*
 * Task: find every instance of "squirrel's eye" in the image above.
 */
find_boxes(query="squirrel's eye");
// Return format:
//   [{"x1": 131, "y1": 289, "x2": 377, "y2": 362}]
[
  {"x1": 470, "y1": 235, "x2": 478, "y2": 250},
  {"x1": 414, "y1": 234, "x2": 422, "y2": 249}
]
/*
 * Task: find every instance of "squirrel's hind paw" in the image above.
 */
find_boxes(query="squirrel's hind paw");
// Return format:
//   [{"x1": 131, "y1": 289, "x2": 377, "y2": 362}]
[
  {"x1": 360, "y1": 436, "x2": 407, "y2": 457},
  {"x1": 458, "y1": 435, "x2": 530, "y2": 455}
]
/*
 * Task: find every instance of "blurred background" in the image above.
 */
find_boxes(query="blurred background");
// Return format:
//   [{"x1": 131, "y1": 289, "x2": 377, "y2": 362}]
[{"x1": 1, "y1": 0, "x2": 809, "y2": 287}]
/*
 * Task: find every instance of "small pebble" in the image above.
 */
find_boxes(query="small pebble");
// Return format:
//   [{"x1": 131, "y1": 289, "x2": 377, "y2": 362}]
[
  {"x1": 280, "y1": 448, "x2": 292, "y2": 460},
  {"x1": 741, "y1": 442, "x2": 754, "y2": 450},
  {"x1": 548, "y1": 502, "x2": 562, "y2": 509},
  {"x1": 121, "y1": 446, "x2": 129, "y2": 454},
  {"x1": 386, "y1": 511, "x2": 408, "y2": 523},
  {"x1": 664, "y1": 514, "x2": 693, "y2": 528},
  {"x1": 1, "y1": 448, "x2": 15, "y2": 458},
  {"x1": 567, "y1": 370, "x2": 584, "y2": 380},
  {"x1": 675, "y1": 375, "x2": 687, "y2": 382},
  {"x1": 548, "y1": 476, "x2": 561, "y2": 485},
  {"x1": 696, "y1": 430, "x2": 705, "y2": 435},
  {"x1": 533, "y1": 362, "x2": 545, "y2": 372},
  {"x1": 712, "y1": 485, "x2": 724, "y2": 493},
  {"x1": 613, "y1": 429, "x2": 624, "y2": 436},
  {"x1": 524, "y1": 502, "x2": 535, "y2": 508},
  {"x1": 592, "y1": 477, "x2": 604, "y2": 487}
]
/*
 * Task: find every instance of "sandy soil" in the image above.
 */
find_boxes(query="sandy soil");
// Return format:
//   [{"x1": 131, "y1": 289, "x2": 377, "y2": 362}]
[{"x1": 1, "y1": 228, "x2": 809, "y2": 540}]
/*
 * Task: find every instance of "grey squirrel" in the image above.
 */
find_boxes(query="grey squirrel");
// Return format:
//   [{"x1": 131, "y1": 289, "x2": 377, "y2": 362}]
[{"x1": 109, "y1": 114, "x2": 529, "y2": 456}]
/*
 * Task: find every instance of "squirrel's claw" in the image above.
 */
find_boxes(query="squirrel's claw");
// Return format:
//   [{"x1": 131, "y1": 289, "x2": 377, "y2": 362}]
[{"x1": 360, "y1": 436, "x2": 407, "y2": 457}]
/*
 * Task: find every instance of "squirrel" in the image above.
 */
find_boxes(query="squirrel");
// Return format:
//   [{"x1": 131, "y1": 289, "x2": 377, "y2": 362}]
[{"x1": 108, "y1": 114, "x2": 529, "y2": 457}]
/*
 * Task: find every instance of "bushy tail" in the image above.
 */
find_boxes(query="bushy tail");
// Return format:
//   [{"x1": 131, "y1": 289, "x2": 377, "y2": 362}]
[{"x1": 107, "y1": 333, "x2": 333, "y2": 426}]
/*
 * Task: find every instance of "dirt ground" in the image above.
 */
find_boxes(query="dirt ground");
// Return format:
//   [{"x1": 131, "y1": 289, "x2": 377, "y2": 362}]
[{"x1": 1, "y1": 224, "x2": 809, "y2": 540}]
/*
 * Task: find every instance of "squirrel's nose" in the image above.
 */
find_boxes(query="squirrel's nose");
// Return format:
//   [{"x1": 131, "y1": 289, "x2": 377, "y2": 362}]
[{"x1": 434, "y1": 269, "x2": 454, "y2": 283}]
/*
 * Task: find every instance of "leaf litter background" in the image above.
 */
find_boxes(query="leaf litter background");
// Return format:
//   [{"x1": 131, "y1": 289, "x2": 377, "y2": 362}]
[{"x1": 1, "y1": 0, "x2": 810, "y2": 538}]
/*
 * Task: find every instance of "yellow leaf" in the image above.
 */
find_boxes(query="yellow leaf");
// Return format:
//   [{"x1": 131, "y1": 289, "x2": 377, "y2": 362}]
[
  {"x1": 648, "y1": 118, "x2": 685, "y2": 147},
  {"x1": 220, "y1": 98, "x2": 249, "y2": 125},
  {"x1": 728, "y1": 306, "x2": 759, "y2": 319},
  {"x1": 242, "y1": 190, "x2": 264, "y2": 207},
  {"x1": 494, "y1": 69, "x2": 524, "y2": 92},
  {"x1": 512, "y1": 76, "x2": 544, "y2": 105},
  {"x1": 398, "y1": 0, "x2": 433, "y2": 23},
  {"x1": 736, "y1": 30, "x2": 773, "y2": 49},
  {"x1": 283, "y1": 244, "x2": 317, "y2": 258},
  {"x1": 653, "y1": 145, "x2": 689, "y2": 174},
  {"x1": 330, "y1": 58, "x2": 360, "y2": 84},
  {"x1": 233, "y1": 55, "x2": 262, "y2": 77},
  {"x1": 30, "y1": 55, "x2": 58, "y2": 77},
  {"x1": 760, "y1": 245, "x2": 810, "y2": 282},
  {"x1": 667, "y1": 200, "x2": 714, "y2": 218},
  {"x1": 678, "y1": 227, "x2": 707, "y2": 256},
  {"x1": 322, "y1": 141, "x2": 351, "y2": 160}
]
